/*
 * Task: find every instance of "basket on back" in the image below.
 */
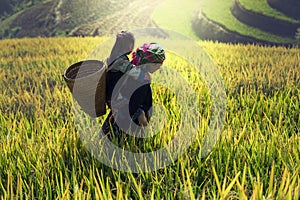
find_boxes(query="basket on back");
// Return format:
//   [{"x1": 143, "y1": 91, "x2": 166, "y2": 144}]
[{"x1": 63, "y1": 60, "x2": 107, "y2": 118}]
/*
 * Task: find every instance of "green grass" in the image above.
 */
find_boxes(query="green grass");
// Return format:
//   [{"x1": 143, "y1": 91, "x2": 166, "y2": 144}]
[
  {"x1": 0, "y1": 9, "x2": 23, "y2": 38},
  {"x1": 0, "y1": 0, "x2": 44, "y2": 20},
  {"x1": 238, "y1": 0, "x2": 300, "y2": 23},
  {"x1": 58, "y1": 0, "x2": 111, "y2": 31},
  {"x1": 201, "y1": 0, "x2": 295, "y2": 44},
  {"x1": 152, "y1": 0, "x2": 200, "y2": 40},
  {"x1": 0, "y1": 37, "x2": 299, "y2": 199}
]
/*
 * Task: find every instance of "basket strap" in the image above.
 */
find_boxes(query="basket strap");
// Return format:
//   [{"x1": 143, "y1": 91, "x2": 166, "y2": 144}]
[
  {"x1": 106, "y1": 58, "x2": 131, "y2": 112},
  {"x1": 107, "y1": 60, "x2": 128, "y2": 72}
]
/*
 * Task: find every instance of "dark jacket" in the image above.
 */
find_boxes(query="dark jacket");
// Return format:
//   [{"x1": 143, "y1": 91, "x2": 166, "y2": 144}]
[{"x1": 105, "y1": 55, "x2": 152, "y2": 123}]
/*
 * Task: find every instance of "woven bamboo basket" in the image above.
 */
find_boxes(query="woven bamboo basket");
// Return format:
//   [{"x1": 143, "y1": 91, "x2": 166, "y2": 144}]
[{"x1": 63, "y1": 60, "x2": 107, "y2": 118}]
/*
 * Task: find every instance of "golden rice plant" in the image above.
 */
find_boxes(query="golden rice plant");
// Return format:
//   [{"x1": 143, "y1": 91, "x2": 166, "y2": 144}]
[{"x1": 0, "y1": 37, "x2": 299, "y2": 199}]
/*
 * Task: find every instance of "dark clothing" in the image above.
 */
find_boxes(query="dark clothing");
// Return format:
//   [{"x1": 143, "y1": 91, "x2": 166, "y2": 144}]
[
  {"x1": 103, "y1": 58, "x2": 152, "y2": 136},
  {"x1": 106, "y1": 71, "x2": 152, "y2": 119},
  {"x1": 129, "y1": 83, "x2": 152, "y2": 121},
  {"x1": 107, "y1": 54, "x2": 146, "y2": 85},
  {"x1": 106, "y1": 70, "x2": 124, "y2": 104}
]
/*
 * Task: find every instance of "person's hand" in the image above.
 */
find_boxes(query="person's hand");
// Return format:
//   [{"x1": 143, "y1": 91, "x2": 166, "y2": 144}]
[
  {"x1": 144, "y1": 72, "x2": 151, "y2": 81},
  {"x1": 138, "y1": 110, "x2": 148, "y2": 126}
]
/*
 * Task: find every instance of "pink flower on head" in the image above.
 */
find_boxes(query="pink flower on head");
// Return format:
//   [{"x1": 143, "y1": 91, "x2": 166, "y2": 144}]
[
  {"x1": 131, "y1": 43, "x2": 165, "y2": 66},
  {"x1": 131, "y1": 51, "x2": 141, "y2": 66}
]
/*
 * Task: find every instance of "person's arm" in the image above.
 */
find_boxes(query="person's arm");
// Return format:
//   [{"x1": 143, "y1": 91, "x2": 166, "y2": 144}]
[{"x1": 129, "y1": 84, "x2": 152, "y2": 126}]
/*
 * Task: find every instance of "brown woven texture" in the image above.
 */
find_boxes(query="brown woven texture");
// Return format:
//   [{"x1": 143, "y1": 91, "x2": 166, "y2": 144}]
[{"x1": 63, "y1": 60, "x2": 107, "y2": 118}]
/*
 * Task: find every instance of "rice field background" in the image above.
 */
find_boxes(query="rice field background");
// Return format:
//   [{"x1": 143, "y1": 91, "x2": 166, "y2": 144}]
[
  {"x1": 237, "y1": 0, "x2": 300, "y2": 23},
  {"x1": 200, "y1": 0, "x2": 295, "y2": 44},
  {"x1": 0, "y1": 36, "x2": 299, "y2": 199}
]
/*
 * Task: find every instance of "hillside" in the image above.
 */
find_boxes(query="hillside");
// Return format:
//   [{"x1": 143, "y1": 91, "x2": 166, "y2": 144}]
[
  {"x1": 1, "y1": 0, "x2": 300, "y2": 46},
  {"x1": 0, "y1": 0, "x2": 43, "y2": 20},
  {"x1": 193, "y1": 0, "x2": 300, "y2": 47},
  {"x1": 0, "y1": 0, "x2": 162, "y2": 38}
]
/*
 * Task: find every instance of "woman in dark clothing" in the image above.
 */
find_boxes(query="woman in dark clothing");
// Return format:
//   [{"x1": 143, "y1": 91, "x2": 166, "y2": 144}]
[
  {"x1": 105, "y1": 31, "x2": 150, "y2": 108},
  {"x1": 102, "y1": 42, "x2": 166, "y2": 137}
]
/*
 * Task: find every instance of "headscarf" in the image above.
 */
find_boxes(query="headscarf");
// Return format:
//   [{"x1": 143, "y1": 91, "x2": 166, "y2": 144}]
[{"x1": 131, "y1": 43, "x2": 166, "y2": 66}]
